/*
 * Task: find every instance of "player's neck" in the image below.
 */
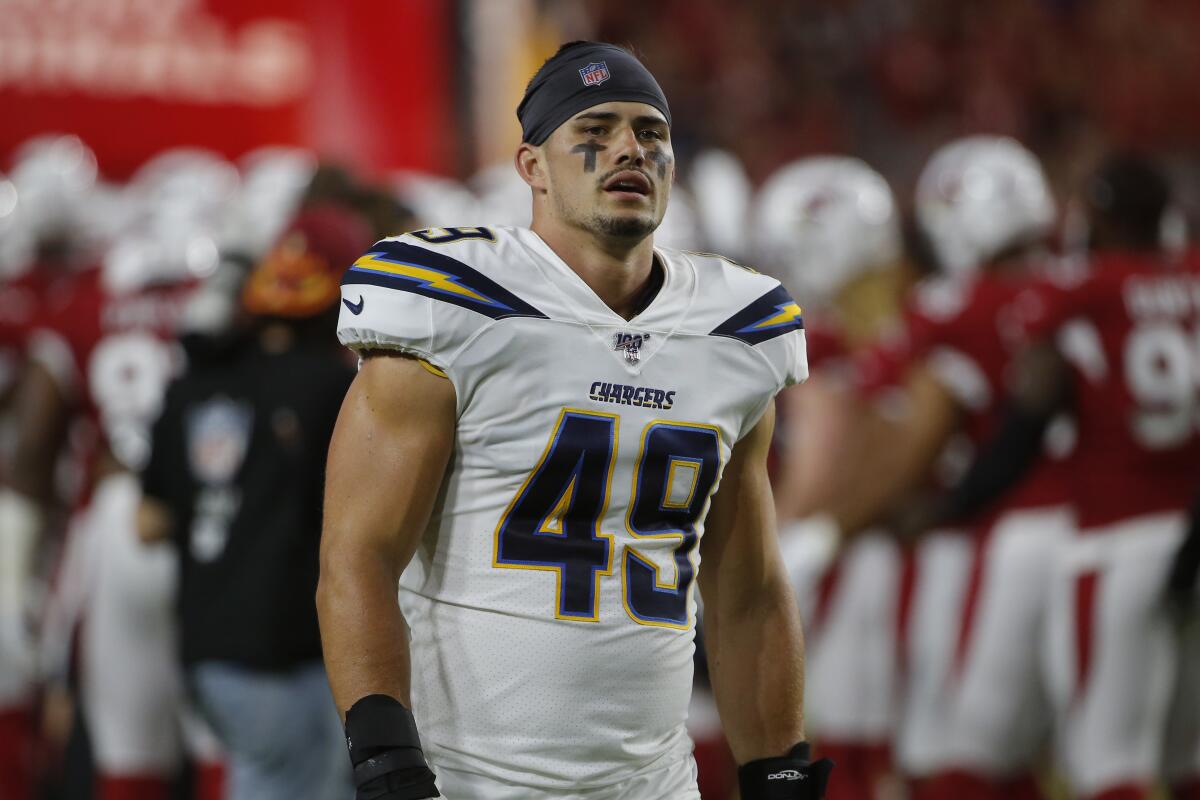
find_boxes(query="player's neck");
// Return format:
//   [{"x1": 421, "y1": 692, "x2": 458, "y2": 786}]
[{"x1": 532, "y1": 220, "x2": 657, "y2": 320}]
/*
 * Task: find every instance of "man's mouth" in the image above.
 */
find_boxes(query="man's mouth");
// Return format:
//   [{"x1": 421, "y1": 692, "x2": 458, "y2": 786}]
[{"x1": 602, "y1": 171, "x2": 652, "y2": 198}]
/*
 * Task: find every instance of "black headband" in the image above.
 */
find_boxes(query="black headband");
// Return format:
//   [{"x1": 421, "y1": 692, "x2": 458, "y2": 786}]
[{"x1": 517, "y1": 42, "x2": 671, "y2": 146}]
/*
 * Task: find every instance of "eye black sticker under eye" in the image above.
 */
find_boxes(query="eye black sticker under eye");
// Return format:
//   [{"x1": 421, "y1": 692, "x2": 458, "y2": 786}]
[
  {"x1": 571, "y1": 141, "x2": 607, "y2": 173},
  {"x1": 646, "y1": 149, "x2": 672, "y2": 181}
]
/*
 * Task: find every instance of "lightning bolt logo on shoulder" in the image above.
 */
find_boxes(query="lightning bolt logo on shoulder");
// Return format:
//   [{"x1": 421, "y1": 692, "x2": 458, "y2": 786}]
[
  {"x1": 341, "y1": 239, "x2": 547, "y2": 321},
  {"x1": 710, "y1": 284, "x2": 804, "y2": 346}
]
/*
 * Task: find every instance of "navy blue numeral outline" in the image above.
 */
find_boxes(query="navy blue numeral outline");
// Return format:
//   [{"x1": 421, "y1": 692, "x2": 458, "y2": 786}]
[
  {"x1": 492, "y1": 409, "x2": 619, "y2": 622},
  {"x1": 622, "y1": 421, "x2": 723, "y2": 629},
  {"x1": 494, "y1": 412, "x2": 724, "y2": 629},
  {"x1": 409, "y1": 227, "x2": 496, "y2": 244}
]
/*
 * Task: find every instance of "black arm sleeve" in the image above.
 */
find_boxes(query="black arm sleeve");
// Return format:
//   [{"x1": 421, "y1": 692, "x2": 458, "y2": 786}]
[
  {"x1": 1167, "y1": 490, "x2": 1200, "y2": 605},
  {"x1": 937, "y1": 401, "x2": 1055, "y2": 526},
  {"x1": 937, "y1": 341, "x2": 1072, "y2": 526},
  {"x1": 140, "y1": 379, "x2": 182, "y2": 504}
]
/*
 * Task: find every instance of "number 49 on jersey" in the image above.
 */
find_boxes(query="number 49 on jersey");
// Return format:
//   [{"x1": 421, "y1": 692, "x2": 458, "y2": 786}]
[{"x1": 493, "y1": 408, "x2": 722, "y2": 629}]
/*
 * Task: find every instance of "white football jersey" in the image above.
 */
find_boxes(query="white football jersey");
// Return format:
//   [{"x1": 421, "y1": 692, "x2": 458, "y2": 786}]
[{"x1": 337, "y1": 225, "x2": 807, "y2": 791}]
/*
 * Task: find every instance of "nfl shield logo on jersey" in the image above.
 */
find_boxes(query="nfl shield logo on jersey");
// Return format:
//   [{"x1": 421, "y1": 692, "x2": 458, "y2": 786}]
[
  {"x1": 186, "y1": 397, "x2": 254, "y2": 486},
  {"x1": 613, "y1": 331, "x2": 650, "y2": 365},
  {"x1": 579, "y1": 61, "x2": 611, "y2": 87}
]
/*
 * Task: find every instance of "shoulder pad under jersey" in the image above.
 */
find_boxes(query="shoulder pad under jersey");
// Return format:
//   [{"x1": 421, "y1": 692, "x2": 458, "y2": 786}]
[
  {"x1": 337, "y1": 227, "x2": 547, "y2": 370},
  {"x1": 675, "y1": 249, "x2": 808, "y2": 389}
]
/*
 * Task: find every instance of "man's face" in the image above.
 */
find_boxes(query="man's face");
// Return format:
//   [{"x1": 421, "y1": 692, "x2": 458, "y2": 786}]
[{"x1": 536, "y1": 101, "x2": 674, "y2": 241}]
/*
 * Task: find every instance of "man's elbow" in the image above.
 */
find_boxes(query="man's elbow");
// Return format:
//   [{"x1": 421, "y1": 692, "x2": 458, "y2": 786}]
[{"x1": 315, "y1": 533, "x2": 396, "y2": 614}]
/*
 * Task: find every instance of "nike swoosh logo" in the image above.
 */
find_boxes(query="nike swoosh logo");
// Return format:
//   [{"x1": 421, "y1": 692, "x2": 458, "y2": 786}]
[{"x1": 342, "y1": 295, "x2": 365, "y2": 315}]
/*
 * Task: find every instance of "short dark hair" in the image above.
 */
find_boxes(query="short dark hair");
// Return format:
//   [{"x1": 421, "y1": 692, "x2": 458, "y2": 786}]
[{"x1": 1086, "y1": 153, "x2": 1171, "y2": 250}]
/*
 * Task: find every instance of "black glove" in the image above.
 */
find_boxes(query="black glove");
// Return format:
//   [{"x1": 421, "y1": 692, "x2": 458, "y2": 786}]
[
  {"x1": 345, "y1": 695, "x2": 439, "y2": 800},
  {"x1": 737, "y1": 741, "x2": 834, "y2": 799}
]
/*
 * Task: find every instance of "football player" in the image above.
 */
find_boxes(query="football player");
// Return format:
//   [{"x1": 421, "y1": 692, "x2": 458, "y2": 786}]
[
  {"x1": 318, "y1": 41, "x2": 832, "y2": 799},
  {"x1": 754, "y1": 156, "x2": 908, "y2": 800},
  {"x1": 6, "y1": 147, "x2": 235, "y2": 800},
  {"x1": 0, "y1": 134, "x2": 108, "y2": 799},
  {"x1": 808, "y1": 136, "x2": 1066, "y2": 800},
  {"x1": 943, "y1": 154, "x2": 1200, "y2": 800}
]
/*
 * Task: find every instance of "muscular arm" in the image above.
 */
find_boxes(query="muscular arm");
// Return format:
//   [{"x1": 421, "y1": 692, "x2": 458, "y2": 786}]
[
  {"x1": 773, "y1": 376, "x2": 860, "y2": 522},
  {"x1": 937, "y1": 341, "x2": 1071, "y2": 524},
  {"x1": 699, "y1": 401, "x2": 807, "y2": 761},
  {"x1": 1, "y1": 361, "x2": 69, "y2": 664},
  {"x1": 316, "y1": 353, "x2": 456, "y2": 716},
  {"x1": 9, "y1": 360, "x2": 69, "y2": 503},
  {"x1": 825, "y1": 363, "x2": 962, "y2": 535}
]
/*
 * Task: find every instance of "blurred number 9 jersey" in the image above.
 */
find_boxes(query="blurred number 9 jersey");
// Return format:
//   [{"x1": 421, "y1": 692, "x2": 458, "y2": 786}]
[{"x1": 337, "y1": 226, "x2": 807, "y2": 791}]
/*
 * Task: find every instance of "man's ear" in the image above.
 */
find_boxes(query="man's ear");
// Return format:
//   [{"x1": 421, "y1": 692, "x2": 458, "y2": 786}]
[{"x1": 515, "y1": 143, "x2": 547, "y2": 192}]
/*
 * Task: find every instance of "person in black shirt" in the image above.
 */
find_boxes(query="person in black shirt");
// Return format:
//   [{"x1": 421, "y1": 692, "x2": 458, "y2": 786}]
[{"x1": 139, "y1": 205, "x2": 367, "y2": 800}]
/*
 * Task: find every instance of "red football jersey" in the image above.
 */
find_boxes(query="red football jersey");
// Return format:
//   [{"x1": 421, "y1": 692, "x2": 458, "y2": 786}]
[
  {"x1": 803, "y1": 316, "x2": 850, "y2": 374},
  {"x1": 0, "y1": 268, "x2": 56, "y2": 401},
  {"x1": 770, "y1": 316, "x2": 848, "y2": 479},
  {"x1": 1017, "y1": 251, "x2": 1200, "y2": 528},
  {"x1": 33, "y1": 267, "x2": 193, "y2": 477},
  {"x1": 857, "y1": 271, "x2": 1072, "y2": 512}
]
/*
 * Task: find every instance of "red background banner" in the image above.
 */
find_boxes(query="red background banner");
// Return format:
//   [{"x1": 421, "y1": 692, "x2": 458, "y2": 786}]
[{"x1": 0, "y1": 0, "x2": 455, "y2": 178}]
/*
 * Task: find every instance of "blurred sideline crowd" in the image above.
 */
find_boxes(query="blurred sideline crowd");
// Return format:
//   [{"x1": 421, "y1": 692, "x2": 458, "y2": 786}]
[
  {"x1": 0, "y1": 124, "x2": 1198, "y2": 800},
  {"x1": 583, "y1": 0, "x2": 1200, "y2": 190}
]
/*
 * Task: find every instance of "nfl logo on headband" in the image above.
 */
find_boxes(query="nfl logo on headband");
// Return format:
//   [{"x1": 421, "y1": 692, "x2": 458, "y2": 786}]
[{"x1": 579, "y1": 61, "x2": 611, "y2": 87}]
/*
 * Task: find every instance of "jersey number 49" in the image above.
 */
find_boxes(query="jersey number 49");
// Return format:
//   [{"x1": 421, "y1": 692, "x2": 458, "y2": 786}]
[{"x1": 494, "y1": 409, "x2": 722, "y2": 630}]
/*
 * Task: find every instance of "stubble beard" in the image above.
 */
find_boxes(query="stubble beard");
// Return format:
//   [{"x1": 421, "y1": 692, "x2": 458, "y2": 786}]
[
  {"x1": 592, "y1": 212, "x2": 658, "y2": 240},
  {"x1": 557, "y1": 194, "x2": 661, "y2": 242}
]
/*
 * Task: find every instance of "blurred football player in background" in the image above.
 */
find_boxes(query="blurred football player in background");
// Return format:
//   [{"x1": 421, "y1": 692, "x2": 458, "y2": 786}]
[
  {"x1": 0, "y1": 134, "x2": 106, "y2": 800},
  {"x1": 787, "y1": 136, "x2": 1064, "y2": 800},
  {"x1": 940, "y1": 153, "x2": 1200, "y2": 800},
  {"x1": 880, "y1": 137, "x2": 1067, "y2": 800},
  {"x1": 6, "y1": 147, "x2": 238, "y2": 800},
  {"x1": 755, "y1": 156, "x2": 907, "y2": 800},
  {"x1": 317, "y1": 41, "x2": 830, "y2": 800}
]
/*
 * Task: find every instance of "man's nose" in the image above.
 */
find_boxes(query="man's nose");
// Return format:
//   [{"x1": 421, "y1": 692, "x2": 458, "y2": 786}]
[{"x1": 612, "y1": 127, "x2": 646, "y2": 167}]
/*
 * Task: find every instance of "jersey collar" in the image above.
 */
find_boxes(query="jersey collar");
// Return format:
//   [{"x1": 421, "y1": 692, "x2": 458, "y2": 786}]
[{"x1": 518, "y1": 228, "x2": 698, "y2": 374}]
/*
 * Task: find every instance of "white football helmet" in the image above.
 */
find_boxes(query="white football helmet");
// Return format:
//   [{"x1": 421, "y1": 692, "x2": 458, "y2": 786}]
[
  {"x1": 7, "y1": 134, "x2": 99, "y2": 246},
  {"x1": 689, "y1": 149, "x2": 752, "y2": 257},
  {"x1": 390, "y1": 171, "x2": 480, "y2": 230},
  {"x1": 128, "y1": 148, "x2": 240, "y2": 239},
  {"x1": 224, "y1": 146, "x2": 318, "y2": 257},
  {"x1": 469, "y1": 163, "x2": 532, "y2": 229},
  {"x1": 105, "y1": 148, "x2": 239, "y2": 292},
  {"x1": 752, "y1": 156, "x2": 901, "y2": 302},
  {"x1": 915, "y1": 136, "x2": 1055, "y2": 275},
  {"x1": 655, "y1": 183, "x2": 703, "y2": 251},
  {"x1": 0, "y1": 173, "x2": 33, "y2": 278}
]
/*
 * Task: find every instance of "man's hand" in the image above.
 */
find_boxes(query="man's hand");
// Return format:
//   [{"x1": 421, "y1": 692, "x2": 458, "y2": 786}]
[
  {"x1": 136, "y1": 496, "x2": 174, "y2": 544},
  {"x1": 738, "y1": 742, "x2": 834, "y2": 799}
]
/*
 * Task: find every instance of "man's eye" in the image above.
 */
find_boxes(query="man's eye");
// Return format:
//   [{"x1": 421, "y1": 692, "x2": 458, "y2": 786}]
[
  {"x1": 639, "y1": 130, "x2": 664, "y2": 141},
  {"x1": 584, "y1": 127, "x2": 606, "y2": 137}
]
